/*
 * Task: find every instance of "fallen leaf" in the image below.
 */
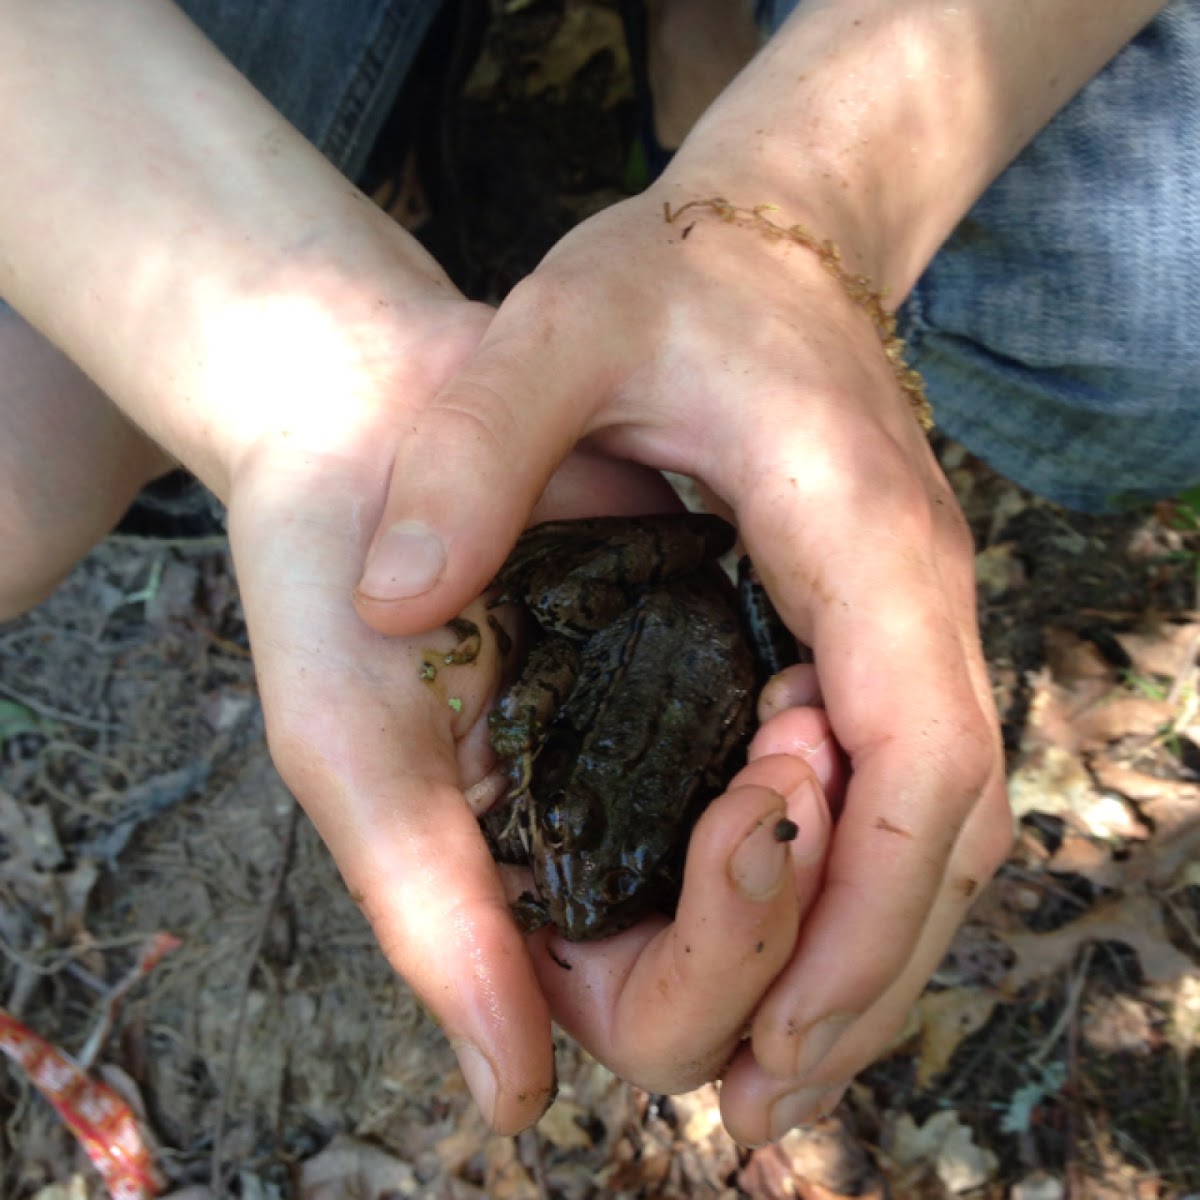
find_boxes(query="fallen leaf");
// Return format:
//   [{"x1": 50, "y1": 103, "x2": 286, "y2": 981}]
[
  {"x1": 1081, "y1": 992, "x2": 1159, "y2": 1056},
  {"x1": 521, "y1": 5, "x2": 630, "y2": 104},
  {"x1": 975, "y1": 543, "x2": 1026, "y2": 599},
  {"x1": 484, "y1": 1136, "x2": 537, "y2": 1200},
  {"x1": 914, "y1": 988, "x2": 1001, "y2": 1086},
  {"x1": 1115, "y1": 622, "x2": 1200, "y2": 681},
  {"x1": 740, "y1": 1116, "x2": 885, "y2": 1200},
  {"x1": 1074, "y1": 694, "x2": 1178, "y2": 748},
  {"x1": 999, "y1": 892, "x2": 1195, "y2": 993},
  {"x1": 1168, "y1": 970, "x2": 1200, "y2": 1057},
  {"x1": 1043, "y1": 830, "x2": 1130, "y2": 888},
  {"x1": 887, "y1": 1110, "x2": 997, "y2": 1195},
  {"x1": 298, "y1": 1136, "x2": 418, "y2": 1200},
  {"x1": 1007, "y1": 744, "x2": 1146, "y2": 848},
  {"x1": 536, "y1": 1097, "x2": 594, "y2": 1151},
  {"x1": 1009, "y1": 1170, "x2": 1066, "y2": 1200}
]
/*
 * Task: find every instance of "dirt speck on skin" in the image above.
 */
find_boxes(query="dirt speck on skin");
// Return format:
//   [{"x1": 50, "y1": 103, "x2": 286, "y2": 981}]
[{"x1": 3, "y1": 2, "x2": 1200, "y2": 1197}]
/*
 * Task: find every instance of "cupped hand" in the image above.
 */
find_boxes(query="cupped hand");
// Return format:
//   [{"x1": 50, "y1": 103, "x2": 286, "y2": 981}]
[
  {"x1": 516, "y1": 744, "x2": 835, "y2": 1099},
  {"x1": 224, "y1": 306, "x2": 828, "y2": 1132},
  {"x1": 350, "y1": 179, "x2": 1013, "y2": 1137}
]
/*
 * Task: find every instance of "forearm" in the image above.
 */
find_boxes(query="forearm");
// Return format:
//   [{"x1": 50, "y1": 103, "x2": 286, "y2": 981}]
[
  {"x1": 0, "y1": 0, "x2": 458, "y2": 498},
  {"x1": 673, "y1": 0, "x2": 1168, "y2": 298}
]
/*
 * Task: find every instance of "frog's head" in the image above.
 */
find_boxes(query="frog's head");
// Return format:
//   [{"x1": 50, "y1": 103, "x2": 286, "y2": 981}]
[{"x1": 527, "y1": 779, "x2": 671, "y2": 942}]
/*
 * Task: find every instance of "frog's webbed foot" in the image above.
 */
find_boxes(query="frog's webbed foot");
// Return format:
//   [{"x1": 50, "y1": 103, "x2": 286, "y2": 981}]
[
  {"x1": 480, "y1": 791, "x2": 531, "y2": 863},
  {"x1": 736, "y1": 557, "x2": 810, "y2": 679}
]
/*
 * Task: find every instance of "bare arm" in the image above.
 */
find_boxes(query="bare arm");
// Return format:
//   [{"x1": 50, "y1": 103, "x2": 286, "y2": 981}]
[
  {"x1": 0, "y1": 0, "x2": 468, "y2": 496},
  {"x1": 681, "y1": 0, "x2": 1168, "y2": 297}
]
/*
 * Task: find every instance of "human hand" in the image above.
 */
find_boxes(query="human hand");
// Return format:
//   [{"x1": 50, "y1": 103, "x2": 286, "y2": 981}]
[
  {"x1": 349, "y1": 179, "x2": 1012, "y2": 1137},
  {"x1": 520, "y1": 684, "x2": 843, "y2": 1105},
  {"x1": 233, "y1": 395, "x2": 838, "y2": 1130}
]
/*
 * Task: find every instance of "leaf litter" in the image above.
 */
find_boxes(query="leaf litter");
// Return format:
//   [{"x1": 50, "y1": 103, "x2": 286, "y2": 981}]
[{"x1": 3, "y1": 2, "x2": 1199, "y2": 1197}]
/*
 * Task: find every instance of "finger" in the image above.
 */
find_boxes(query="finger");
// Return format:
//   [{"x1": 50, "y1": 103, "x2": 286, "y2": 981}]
[
  {"x1": 528, "y1": 449, "x2": 681, "y2": 524},
  {"x1": 749, "y1": 703, "x2": 847, "y2": 809},
  {"x1": 264, "y1": 636, "x2": 557, "y2": 1134},
  {"x1": 716, "y1": 418, "x2": 1010, "y2": 1083},
  {"x1": 719, "y1": 1041, "x2": 848, "y2": 1147},
  {"x1": 757, "y1": 663, "x2": 823, "y2": 716},
  {"x1": 352, "y1": 283, "x2": 629, "y2": 637},
  {"x1": 528, "y1": 755, "x2": 830, "y2": 1095},
  {"x1": 721, "y1": 793, "x2": 1012, "y2": 1144}
]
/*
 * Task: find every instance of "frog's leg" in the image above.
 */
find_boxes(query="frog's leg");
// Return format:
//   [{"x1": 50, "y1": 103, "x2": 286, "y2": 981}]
[
  {"x1": 736, "y1": 557, "x2": 810, "y2": 679},
  {"x1": 510, "y1": 892, "x2": 551, "y2": 936},
  {"x1": 488, "y1": 636, "x2": 582, "y2": 793}
]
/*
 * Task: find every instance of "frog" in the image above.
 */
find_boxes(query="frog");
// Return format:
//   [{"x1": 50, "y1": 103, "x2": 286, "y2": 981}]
[{"x1": 481, "y1": 512, "x2": 795, "y2": 942}]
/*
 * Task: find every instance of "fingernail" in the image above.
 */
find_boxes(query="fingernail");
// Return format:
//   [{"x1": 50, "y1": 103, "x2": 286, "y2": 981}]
[
  {"x1": 768, "y1": 1085, "x2": 829, "y2": 1141},
  {"x1": 729, "y1": 809, "x2": 790, "y2": 900},
  {"x1": 452, "y1": 1039, "x2": 498, "y2": 1126},
  {"x1": 358, "y1": 520, "x2": 445, "y2": 601},
  {"x1": 794, "y1": 1013, "x2": 856, "y2": 1077}
]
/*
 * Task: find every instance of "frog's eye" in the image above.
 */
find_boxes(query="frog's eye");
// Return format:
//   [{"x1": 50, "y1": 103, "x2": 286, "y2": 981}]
[
  {"x1": 539, "y1": 795, "x2": 604, "y2": 850},
  {"x1": 599, "y1": 867, "x2": 640, "y2": 906}
]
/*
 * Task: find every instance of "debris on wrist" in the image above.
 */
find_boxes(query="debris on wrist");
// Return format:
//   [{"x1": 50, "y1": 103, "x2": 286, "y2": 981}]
[{"x1": 664, "y1": 198, "x2": 933, "y2": 431}]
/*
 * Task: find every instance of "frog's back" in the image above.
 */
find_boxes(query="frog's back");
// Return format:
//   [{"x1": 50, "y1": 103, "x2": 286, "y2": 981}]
[{"x1": 531, "y1": 567, "x2": 756, "y2": 938}]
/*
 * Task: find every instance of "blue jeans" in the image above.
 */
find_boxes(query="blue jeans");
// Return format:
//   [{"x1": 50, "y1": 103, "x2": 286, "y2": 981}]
[{"x1": 174, "y1": 0, "x2": 448, "y2": 182}]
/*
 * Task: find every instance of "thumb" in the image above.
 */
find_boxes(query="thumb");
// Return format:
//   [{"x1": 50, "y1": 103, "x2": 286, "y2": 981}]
[{"x1": 353, "y1": 332, "x2": 596, "y2": 637}]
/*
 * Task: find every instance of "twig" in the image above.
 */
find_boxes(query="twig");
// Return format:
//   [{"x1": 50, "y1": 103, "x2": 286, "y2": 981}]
[
  {"x1": 75, "y1": 932, "x2": 182, "y2": 1070},
  {"x1": 1061, "y1": 946, "x2": 1093, "y2": 1200},
  {"x1": 209, "y1": 799, "x2": 299, "y2": 1195},
  {"x1": 517, "y1": 1128, "x2": 552, "y2": 1200},
  {"x1": 0, "y1": 677, "x2": 120, "y2": 733},
  {"x1": 1032, "y1": 944, "x2": 1092, "y2": 1067}
]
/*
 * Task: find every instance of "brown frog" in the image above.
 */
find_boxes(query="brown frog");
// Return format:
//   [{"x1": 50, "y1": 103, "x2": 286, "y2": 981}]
[{"x1": 482, "y1": 512, "x2": 791, "y2": 942}]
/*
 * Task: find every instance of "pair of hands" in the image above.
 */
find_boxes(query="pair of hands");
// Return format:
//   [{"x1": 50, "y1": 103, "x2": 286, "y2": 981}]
[
  {"x1": 0, "y1": 0, "x2": 1014, "y2": 1142},
  {"x1": 222, "y1": 180, "x2": 1011, "y2": 1142}
]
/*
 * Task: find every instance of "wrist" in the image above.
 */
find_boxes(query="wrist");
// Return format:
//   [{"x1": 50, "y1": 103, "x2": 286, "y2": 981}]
[
  {"x1": 0, "y1": 0, "x2": 473, "y2": 497},
  {"x1": 664, "y1": 0, "x2": 1166, "y2": 301}
]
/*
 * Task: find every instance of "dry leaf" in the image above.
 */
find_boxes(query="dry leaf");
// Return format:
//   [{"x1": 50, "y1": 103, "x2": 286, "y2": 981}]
[
  {"x1": 1168, "y1": 970, "x2": 1200, "y2": 1056},
  {"x1": 298, "y1": 1135, "x2": 418, "y2": 1199},
  {"x1": 1009, "y1": 1171, "x2": 1065, "y2": 1200},
  {"x1": 975, "y1": 543, "x2": 1026, "y2": 599},
  {"x1": 888, "y1": 1110, "x2": 997, "y2": 1195},
  {"x1": 522, "y1": 6, "x2": 629, "y2": 103},
  {"x1": 1043, "y1": 830, "x2": 1129, "y2": 888},
  {"x1": 999, "y1": 892, "x2": 1195, "y2": 993},
  {"x1": 1081, "y1": 992, "x2": 1158, "y2": 1055},
  {"x1": 1115, "y1": 622, "x2": 1200, "y2": 680},
  {"x1": 914, "y1": 988, "x2": 1001, "y2": 1086},
  {"x1": 483, "y1": 1136, "x2": 537, "y2": 1200},
  {"x1": 536, "y1": 1097, "x2": 594, "y2": 1151},
  {"x1": 1008, "y1": 744, "x2": 1146, "y2": 850},
  {"x1": 740, "y1": 1117, "x2": 884, "y2": 1200}
]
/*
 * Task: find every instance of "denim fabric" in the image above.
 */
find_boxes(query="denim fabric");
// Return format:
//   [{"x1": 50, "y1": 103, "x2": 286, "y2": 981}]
[
  {"x1": 757, "y1": 0, "x2": 1200, "y2": 511},
  {"x1": 175, "y1": 0, "x2": 447, "y2": 181}
]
